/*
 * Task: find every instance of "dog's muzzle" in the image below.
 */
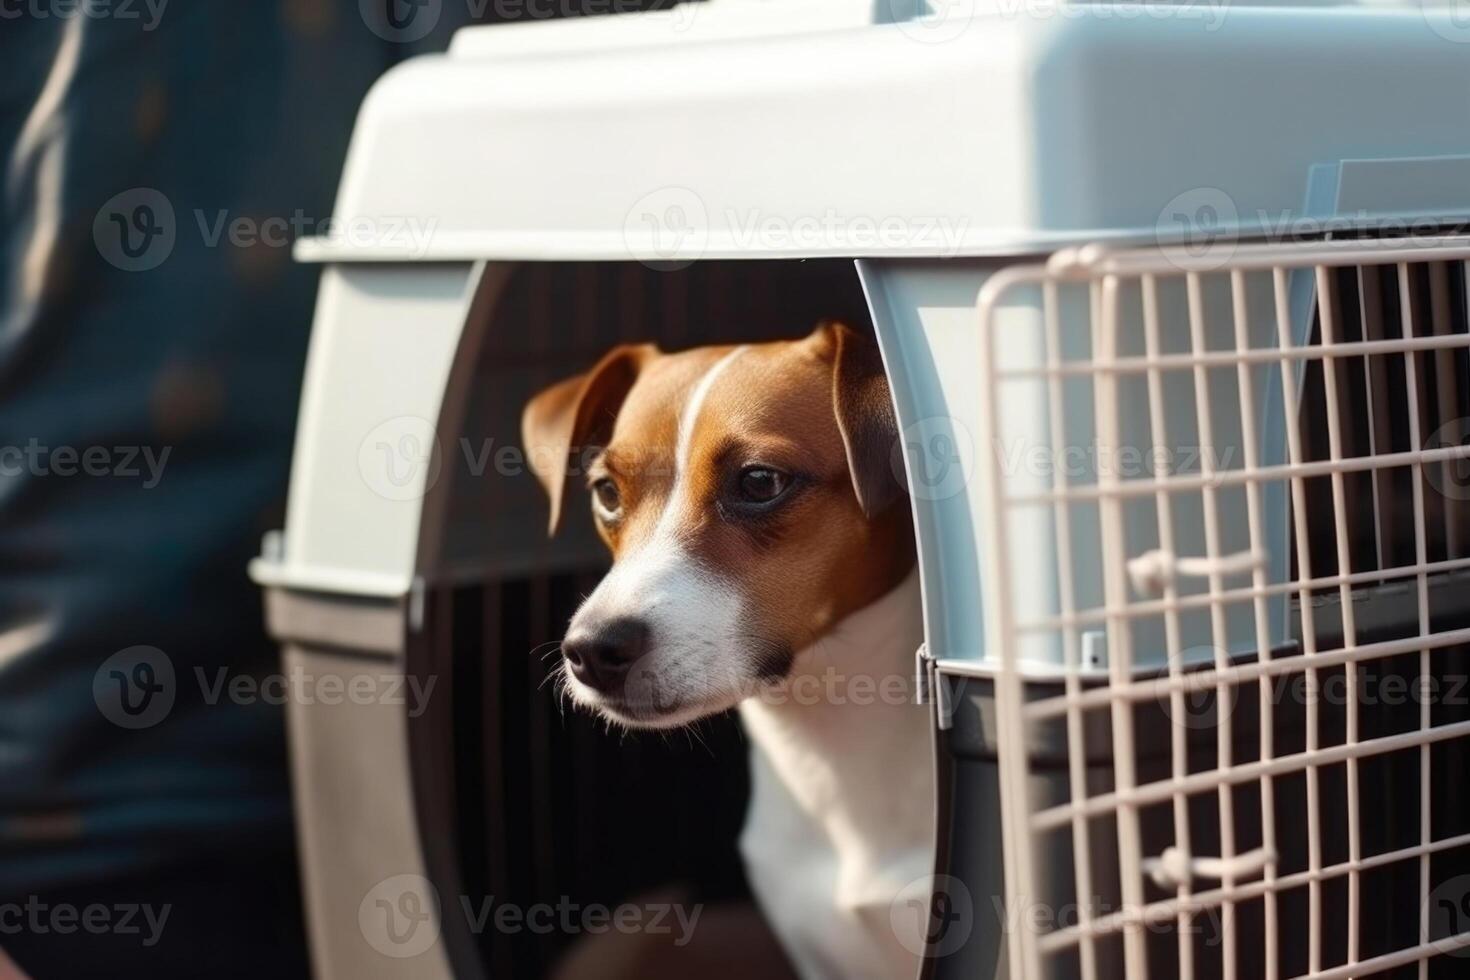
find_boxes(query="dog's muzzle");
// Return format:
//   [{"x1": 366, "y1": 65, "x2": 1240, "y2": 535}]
[{"x1": 561, "y1": 617, "x2": 649, "y2": 694}]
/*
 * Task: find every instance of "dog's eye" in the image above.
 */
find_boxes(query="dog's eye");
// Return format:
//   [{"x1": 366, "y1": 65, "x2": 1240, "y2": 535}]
[
  {"x1": 737, "y1": 467, "x2": 790, "y2": 504},
  {"x1": 591, "y1": 478, "x2": 622, "y2": 516}
]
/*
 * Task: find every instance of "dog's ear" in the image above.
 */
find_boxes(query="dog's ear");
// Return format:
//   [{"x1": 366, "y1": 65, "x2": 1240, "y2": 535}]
[
  {"x1": 809, "y1": 321, "x2": 905, "y2": 518},
  {"x1": 522, "y1": 344, "x2": 656, "y2": 535}
]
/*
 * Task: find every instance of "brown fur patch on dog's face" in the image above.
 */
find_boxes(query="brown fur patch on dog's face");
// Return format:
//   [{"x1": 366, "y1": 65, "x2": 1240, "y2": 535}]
[{"x1": 524, "y1": 325, "x2": 914, "y2": 727}]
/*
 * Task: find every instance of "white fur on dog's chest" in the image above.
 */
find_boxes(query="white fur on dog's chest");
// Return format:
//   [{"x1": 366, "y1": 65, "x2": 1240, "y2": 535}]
[{"x1": 737, "y1": 572, "x2": 933, "y2": 980}]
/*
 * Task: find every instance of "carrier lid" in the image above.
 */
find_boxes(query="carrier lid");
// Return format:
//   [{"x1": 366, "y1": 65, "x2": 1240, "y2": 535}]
[{"x1": 298, "y1": 0, "x2": 1470, "y2": 264}]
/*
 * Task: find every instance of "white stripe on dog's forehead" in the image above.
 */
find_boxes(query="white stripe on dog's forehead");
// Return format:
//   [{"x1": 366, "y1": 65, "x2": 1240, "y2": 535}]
[
  {"x1": 563, "y1": 345, "x2": 757, "y2": 726},
  {"x1": 675, "y1": 345, "x2": 748, "y2": 474}
]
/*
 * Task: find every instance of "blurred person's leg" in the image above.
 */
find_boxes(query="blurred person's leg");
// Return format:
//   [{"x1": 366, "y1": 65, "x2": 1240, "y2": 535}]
[
  {"x1": 3, "y1": 2, "x2": 687, "y2": 977},
  {"x1": 0, "y1": 4, "x2": 416, "y2": 977}
]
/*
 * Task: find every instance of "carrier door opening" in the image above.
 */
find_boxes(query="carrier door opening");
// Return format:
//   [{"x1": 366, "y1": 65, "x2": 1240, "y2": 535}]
[{"x1": 409, "y1": 259, "x2": 933, "y2": 980}]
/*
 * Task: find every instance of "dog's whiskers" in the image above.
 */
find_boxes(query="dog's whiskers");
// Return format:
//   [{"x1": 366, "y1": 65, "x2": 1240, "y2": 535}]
[
  {"x1": 530, "y1": 639, "x2": 564, "y2": 662},
  {"x1": 686, "y1": 718, "x2": 714, "y2": 757}
]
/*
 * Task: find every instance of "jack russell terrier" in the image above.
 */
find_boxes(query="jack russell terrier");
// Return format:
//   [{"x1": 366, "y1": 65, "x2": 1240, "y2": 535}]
[{"x1": 523, "y1": 322, "x2": 935, "y2": 980}]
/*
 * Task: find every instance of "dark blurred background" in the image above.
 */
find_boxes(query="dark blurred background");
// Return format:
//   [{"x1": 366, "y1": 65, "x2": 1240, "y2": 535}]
[{"x1": 0, "y1": 3, "x2": 669, "y2": 977}]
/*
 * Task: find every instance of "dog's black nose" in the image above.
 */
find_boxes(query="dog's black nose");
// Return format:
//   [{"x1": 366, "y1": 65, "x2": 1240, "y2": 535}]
[{"x1": 562, "y1": 618, "x2": 648, "y2": 692}]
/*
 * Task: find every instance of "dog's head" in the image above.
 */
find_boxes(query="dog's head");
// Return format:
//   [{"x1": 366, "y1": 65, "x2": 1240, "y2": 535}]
[{"x1": 522, "y1": 322, "x2": 914, "y2": 728}]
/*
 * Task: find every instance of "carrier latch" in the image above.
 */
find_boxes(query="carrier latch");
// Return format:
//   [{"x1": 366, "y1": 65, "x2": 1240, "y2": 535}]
[
  {"x1": 914, "y1": 643, "x2": 932, "y2": 705},
  {"x1": 1143, "y1": 845, "x2": 1275, "y2": 889},
  {"x1": 1127, "y1": 548, "x2": 1269, "y2": 598}
]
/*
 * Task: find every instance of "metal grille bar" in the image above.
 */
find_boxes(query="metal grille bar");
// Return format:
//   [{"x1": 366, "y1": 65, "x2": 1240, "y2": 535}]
[{"x1": 975, "y1": 233, "x2": 1470, "y2": 978}]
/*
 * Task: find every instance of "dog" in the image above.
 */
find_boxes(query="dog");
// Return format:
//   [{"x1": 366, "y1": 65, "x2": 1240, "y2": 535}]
[{"x1": 523, "y1": 322, "x2": 935, "y2": 980}]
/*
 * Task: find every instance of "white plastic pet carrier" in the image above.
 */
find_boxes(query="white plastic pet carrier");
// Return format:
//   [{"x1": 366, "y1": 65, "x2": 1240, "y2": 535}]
[{"x1": 252, "y1": 1, "x2": 1470, "y2": 977}]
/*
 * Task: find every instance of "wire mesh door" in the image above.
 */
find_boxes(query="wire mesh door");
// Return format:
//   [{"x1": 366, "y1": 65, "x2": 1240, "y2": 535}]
[{"x1": 974, "y1": 234, "x2": 1470, "y2": 980}]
